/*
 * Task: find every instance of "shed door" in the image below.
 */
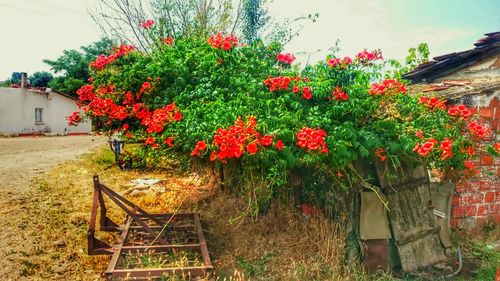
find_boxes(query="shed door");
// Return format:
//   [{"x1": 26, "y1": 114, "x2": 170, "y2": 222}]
[{"x1": 374, "y1": 160, "x2": 447, "y2": 272}]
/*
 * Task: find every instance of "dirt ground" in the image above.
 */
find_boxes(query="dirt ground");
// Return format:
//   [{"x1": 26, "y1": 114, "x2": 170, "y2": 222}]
[{"x1": 0, "y1": 135, "x2": 105, "y2": 280}]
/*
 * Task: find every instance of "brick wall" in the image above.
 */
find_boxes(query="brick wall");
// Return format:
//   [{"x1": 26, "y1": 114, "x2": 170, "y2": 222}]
[{"x1": 450, "y1": 95, "x2": 499, "y2": 229}]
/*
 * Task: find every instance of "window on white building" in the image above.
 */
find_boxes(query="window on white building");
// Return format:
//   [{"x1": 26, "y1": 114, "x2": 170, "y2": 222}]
[{"x1": 35, "y1": 108, "x2": 44, "y2": 124}]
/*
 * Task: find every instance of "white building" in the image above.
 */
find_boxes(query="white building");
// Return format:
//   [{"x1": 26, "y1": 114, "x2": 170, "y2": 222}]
[{"x1": 0, "y1": 83, "x2": 91, "y2": 135}]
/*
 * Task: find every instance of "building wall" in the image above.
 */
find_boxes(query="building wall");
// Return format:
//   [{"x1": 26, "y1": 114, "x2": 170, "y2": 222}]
[
  {"x1": 0, "y1": 87, "x2": 91, "y2": 134},
  {"x1": 431, "y1": 56, "x2": 500, "y2": 229}
]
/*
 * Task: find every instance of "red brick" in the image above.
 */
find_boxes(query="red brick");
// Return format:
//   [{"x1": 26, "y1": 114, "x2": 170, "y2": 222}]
[
  {"x1": 480, "y1": 107, "x2": 493, "y2": 118},
  {"x1": 465, "y1": 205, "x2": 477, "y2": 216},
  {"x1": 450, "y1": 218, "x2": 460, "y2": 228},
  {"x1": 480, "y1": 180, "x2": 492, "y2": 191},
  {"x1": 485, "y1": 192, "x2": 495, "y2": 202},
  {"x1": 455, "y1": 183, "x2": 466, "y2": 193},
  {"x1": 453, "y1": 206, "x2": 466, "y2": 218},
  {"x1": 490, "y1": 203, "x2": 499, "y2": 214},
  {"x1": 490, "y1": 97, "x2": 499, "y2": 107},
  {"x1": 496, "y1": 191, "x2": 500, "y2": 202},
  {"x1": 477, "y1": 205, "x2": 489, "y2": 216},
  {"x1": 492, "y1": 119, "x2": 500, "y2": 131},
  {"x1": 494, "y1": 214, "x2": 500, "y2": 224},
  {"x1": 481, "y1": 155, "x2": 494, "y2": 166},
  {"x1": 451, "y1": 195, "x2": 461, "y2": 206},
  {"x1": 460, "y1": 193, "x2": 484, "y2": 205}
]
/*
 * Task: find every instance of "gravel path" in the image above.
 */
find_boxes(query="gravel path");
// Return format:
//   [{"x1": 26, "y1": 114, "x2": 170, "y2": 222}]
[{"x1": 0, "y1": 135, "x2": 105, "y2": 280}]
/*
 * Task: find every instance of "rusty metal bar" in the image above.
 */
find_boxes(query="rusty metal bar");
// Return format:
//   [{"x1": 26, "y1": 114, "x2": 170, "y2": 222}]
[
  {"x1": 104, "y1": 216, "x2": 132, "y2": 278},
  {"x1": 99, "y1": 185, "x2": 168, "y2": 245},
  {"x1": 194, "y1": 214, "x2": 213, "y2": 268},
  {"x1": 109, "y1": 266, "x2": 213, "y2": 277},
  {"x1": 121, "y1": 243, "x2": 201, "y2": 251}
]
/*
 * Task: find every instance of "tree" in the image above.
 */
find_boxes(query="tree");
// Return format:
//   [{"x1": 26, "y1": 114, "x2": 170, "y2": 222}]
[
  {"x1": 241, "y1": 0, "x2": 269, "y2": 43},
  {"x1": 91, "y1": 0, "x2": 317, "y2": 49},
  {"x1": 29, "y1": 71, "x2": 53, "y2": 87},
  {"x1": 386, "y1": 43, "x2": 430, "y2": 80},
  {"x1": 11, "y1": 72, "x2": 22, "y2": 84},
  {"x1": 43, "y1": 38, "x2": 114, "y2": 96}
]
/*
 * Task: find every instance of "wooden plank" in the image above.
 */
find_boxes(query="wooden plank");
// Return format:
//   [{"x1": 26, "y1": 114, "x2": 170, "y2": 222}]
[{"x1": 397, "y1": 232, "x2": 447, "y2": 272}]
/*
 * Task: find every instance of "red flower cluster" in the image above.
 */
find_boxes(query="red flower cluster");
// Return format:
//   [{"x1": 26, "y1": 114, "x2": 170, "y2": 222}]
[
  {"x1": 356, "y1": 49, "x2": 383, "y2": 61},
  {"x1": 464, "y1": 160, "x2": 478, "y2": 174},
  {"x1": 296, "y1": 127, "x2": 328, "y2": 154},
  {"x1": 76, "y1": 84, "x2": 95, "y2": 101},
  {"x1": 302, "y1": 86, "x2": 313, "y2": 100},
  {"x1": 140, "y1": 82, "x2": 152, "y2": 94},
  {"x1": 467, "y1": 122, "x2": 487, "y2": 139},
  {"x1": 332, "y1": 86, "x2": 348, "y2": 101},
  {"x1": 439, "y1": 138, "x2": 453, "y2": 160},
  {"x1": 163, "y1": 37, "x2": 174, "y2": 45},
  {"x1": 374, "y1": 148, "x2": 387, "y2": 161},
  {"x1": 276, "y1": 53, "x2": 296, "y2": 64},
  {"x1": 208, "y1": 33, "x2": 238, "y2": 51},
  {"x1": 89, "y1": 45, "x2": 135, "y2": 70},
  {"x1": 208, "y1": 117, "x2": 276, "y2": 162},
  {"x1": 448, "y1": 104, "x2": 473, "y2": 119},
  {"x1": 494, "y1": 143, "x2": 500, "y2": 153},
  {"x1": 418, "y1": 96, "x2": 446, "y2": 110},
  {"x1": 164, "y1": 136, "x2": 175, "y2": 147},
  {"x1": 413, "y1": 138, "x2": 438, "y2": 157},
  {"x1": 191, "y1": 141, "x2": 207, "y2": 156},
  {"x1": 145, "y1": 136, "x2": 158, "y2": 148},
  {"x1": 263, "y1": 75, "x2": 293, "y2": 92},
  {"x1": 140, "y1": 19, "x2": 155, "y2": 29},
  {"x1": 369, "y1": 79, "x2": 406, "y2": 96},
  {"x1": 328, "y1": 56, "x2": 352, "y2": 68},
  {"x1": 141, "y1": 103, "x2": 182, "y2": 133},
  {"x1": 67, "y1": 111, "x2": 82, "y2": 126}
]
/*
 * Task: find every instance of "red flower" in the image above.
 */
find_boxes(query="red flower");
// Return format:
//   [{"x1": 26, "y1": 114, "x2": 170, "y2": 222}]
[
  {"x1": 292, "y1": 86, "x2": 300, "y2": 93},
  {"x1": 173, "y1": 111, "x2": 183, "y2": 121},
  {"x1": 296, "y1": 127, "x2": 328, "y2": 154},
  {"x1": 332, "y1": 86, "x2": 348, "y2": 101},
  {"x1": 191, "y1": 140, "x2": 207, "y2": 157},
  {"x1": 413, "y1": 138, "x2": 438, "y2": 157},
  {"x1": 140, "y1": 82, "x2": 151, "y2": 94},
  {"x1": 369, "y1": 79, "x2": 406, "y2": 96},
  {"x1": 145, "y1": 136, "x2": 158, "y2": 147},
  {"x1": 464, "y1": 160, "x2": 478, "y2": 174},
  {"x1": 302, "y1": 87, "x2": 312, "y2": 100},
  {"x1": 164, "y1": 136, "x2": 175, "y2": 147},
  {"x1": 263, "y1": 75, "x2": 293, "y2": 92},
  {"x1": 67, "y1": 111, "x2": 82, "y2": 126},
  {"x1": 414, "y1": 130, "x2": 424, "y2": 139},
  {"x1": 374, "y1": 148, "x2": 387, "y2": 161},
  {"x1": 276, "y1": 140, "x2": 284, "y2": 151},
  {"x1": 418, "y1": 96, "x2": 446, "y2": 110},
  {"x1": 89, "y1": 45, "x2": 135, "y2": 70},
  {"x1": 467, "y1": 122, "x2": 487, "y2": 139},
  {"x1": 356, "y1": 49, "x2": 383, "y2": 62},
  {"x1": 246, "y1": 142, "x2": 258, "y2": 154},
  {"x1": 140, "y1": 19, "x2": 155, "y2": 29},
  {"x1": 277, "y1": 53, "x2": 296, "y2": 64},
  {"x1": 439, "y1": 138, "x2": 453, "y2": 160},
  {"x1": 260, "y1": 134, "x2": 273, "y2": 146},
  {"x1": 448, "y1": 104, "x2": 473, "y2": 119},
  {"x1": 122, "y1": 124, "x2": 129, "y2": 131},
  {"x1": 208, "y1": 33, "x2": 238, "y2": 51},
  {"x1": 494, "y1": 143, "x2": 500, "y2": 153},
  {"x1": 163, "y1": 36, "x2": 174, "y2": 45}
]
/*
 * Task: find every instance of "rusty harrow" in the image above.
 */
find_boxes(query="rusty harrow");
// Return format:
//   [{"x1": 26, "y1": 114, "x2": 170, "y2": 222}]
[{"x1": 88, "y1": 175, "x2": 213, "y2": 280}]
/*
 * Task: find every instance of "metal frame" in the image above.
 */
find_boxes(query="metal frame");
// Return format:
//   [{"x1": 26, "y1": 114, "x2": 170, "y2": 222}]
[{"x1": 88, "y1": 175, "x2": 214, "y2": 279}]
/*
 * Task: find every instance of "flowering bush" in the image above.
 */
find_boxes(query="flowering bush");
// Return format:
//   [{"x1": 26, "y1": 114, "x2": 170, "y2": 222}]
[{"x1": 70, "y1": 30, "x2": 494, "y2": 215}]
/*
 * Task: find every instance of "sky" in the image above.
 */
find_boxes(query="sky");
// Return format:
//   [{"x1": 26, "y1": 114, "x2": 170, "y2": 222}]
[{"x1": 0, "y1": 0, "x2": 499, "y2": 80}]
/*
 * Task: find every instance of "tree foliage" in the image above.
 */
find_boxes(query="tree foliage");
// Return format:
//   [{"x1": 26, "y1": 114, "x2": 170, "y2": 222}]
[
  {"x1": 68, "y1": 32, "x2": 493, "y2": 216},
  {"x1": 29, "y1": 71, "x2": 54, "y2": 87},
  {"x1": 43, "y1": 38, "x2": 113, "y2": 95}
]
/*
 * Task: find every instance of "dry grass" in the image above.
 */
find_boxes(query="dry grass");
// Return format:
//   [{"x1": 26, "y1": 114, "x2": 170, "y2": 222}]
[{"x1": 21, "y1": 146, "x2": 362, "y2": 280}]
